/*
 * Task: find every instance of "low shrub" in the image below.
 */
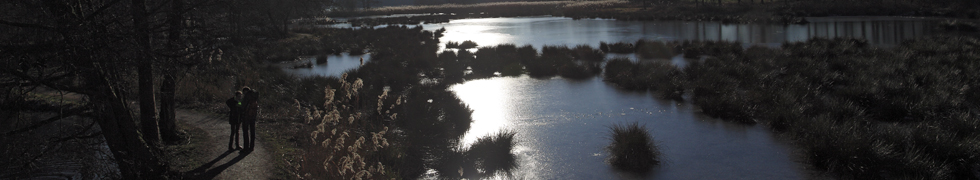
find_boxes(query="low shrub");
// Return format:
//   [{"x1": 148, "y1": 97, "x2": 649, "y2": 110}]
[
  {"x1": 601, "y1": 41, "x2": 636, "y2": 53},
  {"x1": 458, "y1": 40, "x2": 479, "y2": 49},
  {"x1": 607, "y1": 122, "x2": 661, "y2": 173},
  {"x1": 446, "y1": 41, "x2": 460, "y2": 49}
]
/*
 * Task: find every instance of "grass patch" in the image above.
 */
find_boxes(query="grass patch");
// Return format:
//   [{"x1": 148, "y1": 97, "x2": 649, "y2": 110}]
[
  {"x1": 606, "y1": 122, "x2": 661, "y2": 173},
  {"x1": 257, "y1": 120, "x2": 304, "y2": 180},
  {"x1": 162, "y1": 120, "x2": 211, "y2": 174}
]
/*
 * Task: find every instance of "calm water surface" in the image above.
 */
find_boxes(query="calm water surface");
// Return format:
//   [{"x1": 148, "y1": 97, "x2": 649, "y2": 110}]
[
  {"x1": 451, "y1": 76, "x2": 804, "y2": 179},
  {"x1": 277, "y1": 53, "x2": 371, "y2": 77}
]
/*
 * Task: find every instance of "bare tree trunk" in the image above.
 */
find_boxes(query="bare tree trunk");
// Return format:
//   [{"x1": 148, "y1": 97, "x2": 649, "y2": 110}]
[
  {"x1": 34, "y1": 1, "x2": 165, "y2": 178},
  {"x1": 159, "y1": 0, "x2": 184, "y2": 143},
  {"x1": 90, "y1": 66, "x2": 164, "y2": 179},
  {"x1": 132, "y1": 0, "x2": 159, "y2": 144},
  {"x1": 160, "y1": 74, "x2": 179, "y2": 142}
]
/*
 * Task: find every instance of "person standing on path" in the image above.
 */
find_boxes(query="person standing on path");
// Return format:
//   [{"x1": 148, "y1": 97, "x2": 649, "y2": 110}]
[
  {"x1": 225, "y1": 91, "x2": 244, "y2": 151},
  {"x1": 242, "y1": 87, "x2": 260, "y2": 151}
]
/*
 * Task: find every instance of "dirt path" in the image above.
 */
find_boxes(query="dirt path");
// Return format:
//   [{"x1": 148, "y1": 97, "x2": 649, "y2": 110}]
[{"x1": 176, "y1": 109, "x2": 272, "y2": 180}]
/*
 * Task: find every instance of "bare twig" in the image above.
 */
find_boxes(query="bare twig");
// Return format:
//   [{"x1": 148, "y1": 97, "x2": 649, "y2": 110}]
[{"x1": 2, "y1": 107, "x2": 90, "y2": 136}]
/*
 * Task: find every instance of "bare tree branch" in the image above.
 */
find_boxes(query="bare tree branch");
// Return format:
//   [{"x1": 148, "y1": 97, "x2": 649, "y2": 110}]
[
  {"x1": 54, "y1": 121, "x2": 103, "y2": 143},
  {"x1": 81, "y1": 0, "x2": 126, "y2": 24},
  {"x1": 0, "y1": 67, "x2": 91, "y2": 95},
  {"x1": 2, "y1": 106, "x2": 90, "y2": 137},
  {"x1": 0, "y1": 19, "x2": 54, "y2": 30}
]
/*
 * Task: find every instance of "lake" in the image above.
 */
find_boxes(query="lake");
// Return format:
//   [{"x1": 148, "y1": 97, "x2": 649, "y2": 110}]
[
  {"x1": 277, "y1": 53, "x2": 372, "y2": 77},
  {"x1": 451, "y1": 76, "x2": 805, "y2": 179},
  {"x1": 303, "y1": 16, "x2": 937, "y2": 78},
  {"x1": 298, "y1": 16, "x2": 940, "y2": 179}
]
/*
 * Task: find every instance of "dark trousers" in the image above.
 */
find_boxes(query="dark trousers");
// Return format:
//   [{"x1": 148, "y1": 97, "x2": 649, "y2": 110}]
[
  {"x1": 242, "y1": 118, "x2": 256, "y2": 149},
  {"x1": 229, "y1": 122, "x2": 241, "y2": 149}
]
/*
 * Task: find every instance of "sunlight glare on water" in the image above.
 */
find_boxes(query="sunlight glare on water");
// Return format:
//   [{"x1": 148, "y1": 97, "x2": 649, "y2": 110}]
[
  {"x1": 450, "y1": 78, "x2": 515, "y2": 146},
  {"x1": 449, "y1": 76, "x2": 806, "y2": 179},
  {"x1": 438, "y1": 19, "x2": 515, "y2": 50}
]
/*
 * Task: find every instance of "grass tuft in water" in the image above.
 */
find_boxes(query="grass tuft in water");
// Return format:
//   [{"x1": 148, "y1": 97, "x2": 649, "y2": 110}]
[
  {"x1": 434, "y1": 131, "x2": 518, "y2": 179},
  {"x1": 607, "y1": 122, "x2": 661, "y2": 173},
  {"x1": 469, "y1": 131, "x2": 518, "y2": 176}
]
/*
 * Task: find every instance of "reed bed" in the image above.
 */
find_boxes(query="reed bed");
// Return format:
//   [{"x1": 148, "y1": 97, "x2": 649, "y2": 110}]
[{"x1": 599, "y1": 36, "x2": 980, "y2": 179}]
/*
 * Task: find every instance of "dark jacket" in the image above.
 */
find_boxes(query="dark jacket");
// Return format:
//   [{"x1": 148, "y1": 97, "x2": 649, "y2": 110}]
[
  {"x1": 243, "y1": 91, "x2": 259, "y2": 120},
  {"x1": 226, "y1": 97, "x2": 242, "y2": 124}
]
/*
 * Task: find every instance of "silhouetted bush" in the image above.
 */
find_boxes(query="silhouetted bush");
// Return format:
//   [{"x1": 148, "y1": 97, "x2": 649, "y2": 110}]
[
  {"x1": 604, "y1": 58, "x2": 685, "y2": 99},
  {"x1": 635, "y1": 40, "x2": 674, "y2": 59},
  {"x1": 601, "y1": 41, "x2": 635, "y2": 53},
  {"x1": 458, "y1": 40, "x2": 479, "y2": 49},
  {"x1": 678, "y1": 40, "x2": 742, "y2": 58},
  {"x1": 315, "y1": 54, "x2": 328, "y2": 64},
  {"x1": 558, "y1": 64, "x2": 593, "y2": 80},
  {"x1": 939, "y1": 20, "x2": 980, "y2": 32},
  {"x1": 446, "y1": 41, "x2": 460, "y2": 49},
  {"x1": 468, "y1": 131, "x2": 518, "y2": 177},
  {"x1": 572, "y1": 45, "x2": 606, "y2": 62},
  {"x1": 434, "y1": 131, "x2": 518, "y2": 179},
  {"x1": 607, "y1": 122, "x2": 661, "y2": 173},
  {"x1": 677, "y1": 36, "x2": 980, "y2": 179}
]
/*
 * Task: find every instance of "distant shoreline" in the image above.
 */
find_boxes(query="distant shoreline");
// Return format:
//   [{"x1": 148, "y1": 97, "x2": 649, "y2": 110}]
[{"x1": 316, "y1": 0, "x2": 979, "y2": 26}]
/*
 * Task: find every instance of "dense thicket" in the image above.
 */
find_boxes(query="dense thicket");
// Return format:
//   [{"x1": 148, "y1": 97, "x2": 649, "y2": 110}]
[{"x1": 603, "y1": 36, "x2": 980, "y2": 179}]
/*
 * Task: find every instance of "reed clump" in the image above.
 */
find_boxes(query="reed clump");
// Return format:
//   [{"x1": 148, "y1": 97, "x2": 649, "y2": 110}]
[
  {"x1": 458, "y1": 40, "x2": 479, "y2": 49},
  {"x1": 444, "y1": 40, "x2": 479, "y2": 49},
  {"x1": 635, "y1": 40, "x2": 675, "y2": 59},
  {"x1": 442, "y1": 43, "x2": 606, "y2": 80},
  {"x1": 603, "y1": 58, "x2": 685, "y2": 99},
  {"x1": 445, "y1": 41, "x2": 460, "y2": 49},
  {"x1": 600, "y1": 41, "x2": 636, "y2": 54},
  {"x1": 679, "y1": 36, "x2": 980, "y2": 178},
  {"x1": 434, "y1": 131, "x2": 518, "y2": 179},
  {"x1": 599, "y1": 35, "x2": 980, "y2": 178},
  {"x1": 607, "y1": 122, "x2": 661, "y2": 173},
  {"x1": 467, "y1": 131, "x2": 518, "y2": 177}
]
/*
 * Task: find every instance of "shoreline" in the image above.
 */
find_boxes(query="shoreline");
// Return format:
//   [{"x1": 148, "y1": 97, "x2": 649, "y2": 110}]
[{"x1": 308, "y1": 0, "x2": 979, "y2": 26}]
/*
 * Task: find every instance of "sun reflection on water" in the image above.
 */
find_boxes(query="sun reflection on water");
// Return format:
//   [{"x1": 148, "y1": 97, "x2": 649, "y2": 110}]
[
  {"x1": 438, "y1": 20, "x2": 513, "y2": 51},
  {"x1": 450, "y1": 78, "x2": 514, "y2": 146}
]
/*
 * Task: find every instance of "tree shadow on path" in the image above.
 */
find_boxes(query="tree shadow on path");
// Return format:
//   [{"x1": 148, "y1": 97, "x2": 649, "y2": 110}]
[{"x1": 184, "y1": 149, "x2": 250, "y2": 179}]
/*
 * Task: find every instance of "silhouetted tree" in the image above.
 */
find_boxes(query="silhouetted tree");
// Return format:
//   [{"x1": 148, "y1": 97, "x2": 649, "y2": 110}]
[
  {"x1": 0, "y1": 0, "x2": 298, "y2": 176},
  {"x1": 0, "y1": 1, "x2": 165, "y2": 178}
]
